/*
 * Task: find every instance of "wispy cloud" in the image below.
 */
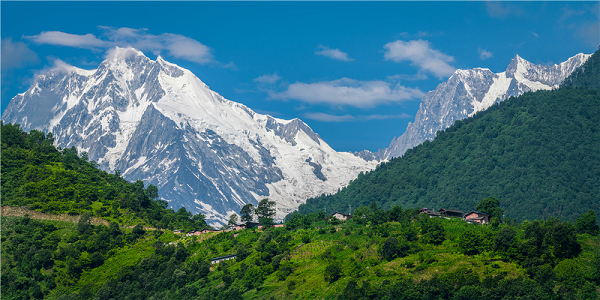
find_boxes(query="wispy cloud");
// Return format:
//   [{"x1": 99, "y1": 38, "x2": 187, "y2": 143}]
[
  {"x1": 383, "y1": 39, "x2": 455, "y2": 79},
  {"x1": 530, "y1": 31, "x2": 539, "y2": 38},
  {"x1": 303, "y1": 113, "x2": 355, "y2": 122},
  {"x1": 315, "y1": 46, "x2": 354, "y2": 62},
  {"x1": 270, "y1": 78, "x2": 423, "y2": 108},
  {"x1": 559, "y1": 3, "x2": 600, "y2": 47},
  {"x1": 485, "y1": 2, "x2": 523, "y2": 18},
  {"x1": 27, "y1": 27, "x2": 217, "y2": 65},
  {"x1": 518, "y1": 31, "x2": 540, "y2": 47},
  {"x1": 478, "y1": 48, "x2": 493, "y2": 60},
  {"x1": 254, "y1": 73, "x2": 281, "y2": 84},
  {"x1": 303, "y1": 112, "x2": 411, "y2": 122},
  {"x1": 1, "y1": 38, "x2": 40, "y2": 100},
  {"x1": 387, "y1": 73, "x2": 428, "y2": 82},
  {"x1": 1, "y1": 38, "x2": 39, "y2": 71}
]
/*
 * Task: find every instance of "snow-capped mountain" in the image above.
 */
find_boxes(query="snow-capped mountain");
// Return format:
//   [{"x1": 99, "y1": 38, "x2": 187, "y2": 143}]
[
  {"x1": 380, "y1": 53, "x2": 591, "y2": 160},
  {"x1": 3, "y1": 47, "x2": 378, "y2": 225}
]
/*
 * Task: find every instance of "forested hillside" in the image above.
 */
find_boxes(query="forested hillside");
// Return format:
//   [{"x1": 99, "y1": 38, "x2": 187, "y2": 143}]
[
  {"x1": 1, "y1": 123, "x2": 599, "y2": 299},
  {"x1": 562, "y1": 46, "x2": 600, "y2": 90},
  {"x1": 1, "y1": 122, "x2": 206, "y2": 231},
  {"x1": 2, "y1": 203, "x2": 599, "y2": 299},
  {"x1": 296, "y1": 50, "x2": 600, "y2": 222}
]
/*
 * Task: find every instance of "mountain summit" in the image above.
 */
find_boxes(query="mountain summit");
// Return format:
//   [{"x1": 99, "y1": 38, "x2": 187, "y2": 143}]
[
  {"x1": 380, "y1": 53, "x2": 590, "y2": 159},
  {"x1": 3, "y1": 47, "x2": 378, "y2": 225}
]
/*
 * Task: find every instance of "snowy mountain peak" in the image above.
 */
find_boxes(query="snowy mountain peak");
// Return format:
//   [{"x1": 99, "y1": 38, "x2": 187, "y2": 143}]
[
  {"x1": 105, "y1": 46, "x2": 148, "y2": 61},
  {"x1": 381, "y1": 52, "x2": 590, "y2": 160},
  {"x1": 3, "y1": 48, "x2": 377, "y2": 225}
]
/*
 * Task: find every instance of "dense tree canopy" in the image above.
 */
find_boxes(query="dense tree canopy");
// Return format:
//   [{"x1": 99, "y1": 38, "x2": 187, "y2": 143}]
[
  {"x1": 476, "y1": 196, "x2": 504, "y2": 220},
  {"x1": 0, "y1": 122, "x2": 206, "y2": 231},
  {"x1": 3, "y1": 200, "x2": 599, "y2": 299},
  {"x1": 296, "y1": 49, "x2": 600, "y2": 223},
  {"x1": 297, "y1": 86, "x2": 600, "y2": 222},
  {"x1": 240, "y1": 203, "x2": 255, "y2": 223}
]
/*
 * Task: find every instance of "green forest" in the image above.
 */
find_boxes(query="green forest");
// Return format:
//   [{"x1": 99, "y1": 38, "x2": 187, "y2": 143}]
[
  {"x1": 296, "y1": 49, "x2": 600, "y2": 222},
  {"x1": 2, "y1": 120, "x2": 599, "y2": 299},
  {"x1": 1, "y1": 122, "x2": 206, "y2": 232},
  {"x1": 2, "y1": 201, "x2": 600, "y2": 299}
]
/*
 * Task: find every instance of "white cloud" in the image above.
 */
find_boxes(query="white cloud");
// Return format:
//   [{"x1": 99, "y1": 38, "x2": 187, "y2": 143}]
[
  {"x1": 219, "y1": 61, "x2": 237, "y2": 70},
  {"x1": 51, "y1": 59, "x2": 75, "y2": 71},
  {"x1": 270, "y1": 78, "x2": 423, "y2": 108},
  {"x1": 161, "y1": 33, "x2": 213, "y2": 64},
  {"x1": 303, "y1": 113, "x2": 355, "y2": 122},
  {"x1": 383, "y1": 39, "x2": 456, "y2": 79},
  {"x1": 27, "y1": 27, "x2": 215, "y2": 65},
  {"x1": 387, "y1": 73, "x2": 428, "y2": 81},
  {"x1": 303, "y1": 112, "x2": 411, "y2": 122},
  {"x1": 478, "y1": 48, "x2": 493, "y2": 60},
  {"x1": 1, "y1": 38, "x2": 39, "y2": 71},
  {"x1": 254, "y1": 73, "x2": 281, "y2": 84},
  {"x1": 485, "y1": 2, "x2": 523, "y2": 18},
  {"x1": 315, "y1": 46, "x2": 354, "y2": 62},
  {"x1": 28, "y1": 31, "x2": 108, "y2": 49},
  {"x1": 103, "y1": 47, "x2": 144, "y2": 62}
]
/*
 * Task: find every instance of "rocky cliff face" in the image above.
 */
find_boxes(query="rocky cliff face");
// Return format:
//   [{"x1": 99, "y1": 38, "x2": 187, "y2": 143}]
[
  {"x1": 3, "y1": 47, "x2": 377, "y2": 225},
  {"x1": 380, "y1": 53, "x2": 590, "y2": 159}
]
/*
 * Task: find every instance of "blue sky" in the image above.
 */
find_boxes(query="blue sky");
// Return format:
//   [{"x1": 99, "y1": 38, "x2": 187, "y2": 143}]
[{"x1": 2, "y1": 1, "x2": 598, "y2": 152}]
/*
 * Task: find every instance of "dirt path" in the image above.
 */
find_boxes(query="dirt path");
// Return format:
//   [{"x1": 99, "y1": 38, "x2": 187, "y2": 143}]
[
  {"x1": 1, "y1": 206, "x2": 110, "y2": 226},
  {"x1": 1, "y1": 206, "x2": 160, "y2": 231}
]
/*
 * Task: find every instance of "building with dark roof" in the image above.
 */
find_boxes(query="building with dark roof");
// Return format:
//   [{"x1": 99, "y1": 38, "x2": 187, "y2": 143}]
[
  {"x1": 210, "y1": 254, "x2": 237, "y2": 264},
  {"x1": 438, "y1": 208, "x2": 465, "y2": 218}
]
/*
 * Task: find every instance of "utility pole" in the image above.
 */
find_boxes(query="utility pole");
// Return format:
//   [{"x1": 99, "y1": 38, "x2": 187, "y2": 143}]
[{"x1": 349, "y1": 205, "x2": 352, "y2": 215}]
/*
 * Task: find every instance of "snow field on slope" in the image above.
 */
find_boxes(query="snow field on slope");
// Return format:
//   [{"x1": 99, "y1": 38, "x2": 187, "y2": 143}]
[{"x1": 471, "y1": 72, "x2": 512, "y2": 116}]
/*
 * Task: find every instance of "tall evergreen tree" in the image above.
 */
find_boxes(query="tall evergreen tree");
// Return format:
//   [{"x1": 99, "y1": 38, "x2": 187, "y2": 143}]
[
  {"x1": 240, "y1": 204, "x2": 255, "y2": 223},
  {"x1": 256, "y1": 199, "x2": 276, "y2": 226}
]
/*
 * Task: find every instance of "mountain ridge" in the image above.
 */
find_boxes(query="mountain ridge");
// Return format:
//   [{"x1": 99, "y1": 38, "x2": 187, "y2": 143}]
[
  {"x1": 297, "y1": 49, "x2": 600, "y2": 222},
  {"x1": 378, "y1": 52, "x2": 591, "y2": 159},
  {"x1": 3, "y1": 47, "x2": 377, "y2": 225}
]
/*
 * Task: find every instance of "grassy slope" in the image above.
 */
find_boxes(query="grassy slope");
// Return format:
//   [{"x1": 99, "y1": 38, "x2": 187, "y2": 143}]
[
  {"x1": 3, "y1": 213, "x2": 598, "y2": 299},
  {"x1": 243, "y1": 220, "x2": 522, "y2": 299},
  {"x1": 182, "y1": 218, "x2": 597, "y2": 299}
]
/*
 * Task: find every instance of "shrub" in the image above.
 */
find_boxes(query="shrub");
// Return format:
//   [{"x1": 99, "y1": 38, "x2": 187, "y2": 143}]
[
  {"x1": 419, "y1": 218, "x2": 446, "y2": 245},
  {"x1": 459, "y1": 230, "x2": 484, "y2": 256},
  {"x1": 379, "y1": 237, "x2": 409, "y2": 261},
  {"x1": 302, "y1": 234, "x2": 311, "y2": 244},
  {"x1": 287, "y1": 280, "x2": 296, "y2": 291},
  {"x1": 324, "y1": 263, "x2": 342, "y2": 283},
  {"x1": 575, "y1": 210, "x2": 599, "y2": 236}
]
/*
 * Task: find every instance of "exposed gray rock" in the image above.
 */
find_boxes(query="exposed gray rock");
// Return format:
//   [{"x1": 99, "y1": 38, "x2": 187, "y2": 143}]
[
  {"x1": 380, "y1": 53, "x2": 590, "y2": 160},
  {"x1": 2, "y1": 47, "x2": 377, "y2": 225}
]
